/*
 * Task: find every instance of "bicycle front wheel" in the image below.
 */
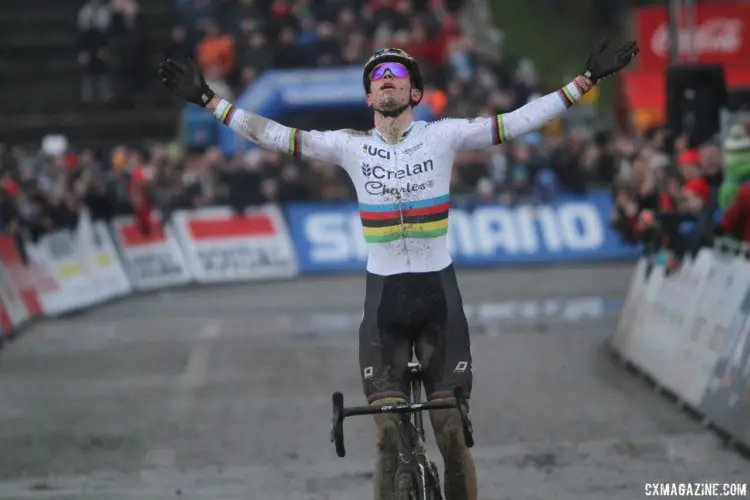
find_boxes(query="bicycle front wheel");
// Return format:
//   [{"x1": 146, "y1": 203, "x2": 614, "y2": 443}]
[
  {"x1": 425, "y1": 461, "x2": 443, "y2": 500},
  {"x1": 396, "y1": 472, "x2": 417, "y2": 500}
]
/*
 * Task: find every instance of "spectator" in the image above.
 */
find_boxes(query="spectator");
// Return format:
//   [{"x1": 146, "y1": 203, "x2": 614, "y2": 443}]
[
  {"x1": 195, "y1": 20, "x2": 236, "y2": 81},
  {"x1": 505, "y1": 140, "x2": 541, "y2": 204},
  {"x1": 215, "y1": 157, "x2": 264, "y2": 213},
  {"x1": 76, "y1": 0, "x2": 113, "y2": 103},
  {"x1": 717, "y1": 124, "x2": 750, "y2": 243},
  {"x1": 610, "y1": 148, "x2": 660, "y2": 245},
  {"x1": 277, "y1": 163, "x2": 311, "y2": 202},
  {"x1": 718, "y1": 181, "x2": 750, "y2": 244},
  {"x1": 550, "y1": 128, "x2": 591, "y2": 194},
  {"x1": 700, "y1": 141, "x2": 724, "y2": 188},
  {"x1": 678, "y1": 149, "x2": 702, "y2": 183},
  {"x1": 682, "y1": 177, "x2": 710, "y2": 214},
  {"x1": 76, "y1": 149, "x2": 115, "y2": 222}
]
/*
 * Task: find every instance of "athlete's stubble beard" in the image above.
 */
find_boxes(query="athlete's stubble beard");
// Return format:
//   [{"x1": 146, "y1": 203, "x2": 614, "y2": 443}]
[
  {"x1": 374, "y1": 100, "x2": 410, "y2": 118},
  {"x1": 371, "y1": 89, "x2": 412, "y2": 118}
]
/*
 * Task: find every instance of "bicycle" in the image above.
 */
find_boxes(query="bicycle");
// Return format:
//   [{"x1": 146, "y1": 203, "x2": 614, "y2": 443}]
[{"x1": 330, "y1": 361, "x2": 474, "y2": 500}]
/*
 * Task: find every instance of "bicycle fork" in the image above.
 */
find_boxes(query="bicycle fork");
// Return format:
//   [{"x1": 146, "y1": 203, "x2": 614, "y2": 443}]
[{"x1": 394, "y1": 363, "x2": 438, "y2": 500}]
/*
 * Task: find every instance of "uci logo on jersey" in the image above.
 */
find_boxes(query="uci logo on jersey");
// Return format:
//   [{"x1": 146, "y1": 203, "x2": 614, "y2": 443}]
[{"x1": 363, "y1": 145, "x2": 391, "y2": 160}]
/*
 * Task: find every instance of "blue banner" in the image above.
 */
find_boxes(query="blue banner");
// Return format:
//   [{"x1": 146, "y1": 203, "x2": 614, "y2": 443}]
[{"x1": 284, "y1": 191, "x2": 641, "y2": 273}]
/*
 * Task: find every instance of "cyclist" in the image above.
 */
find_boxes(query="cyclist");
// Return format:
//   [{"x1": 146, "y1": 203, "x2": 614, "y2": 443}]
[{"x1": 158, "y1": 39, "x2": 638, "y2": 500}]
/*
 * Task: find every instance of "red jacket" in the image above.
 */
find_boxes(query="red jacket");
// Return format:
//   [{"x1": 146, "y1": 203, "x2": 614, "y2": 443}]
[
  {"x1": 720, "y1": 183, "x2": 750, "y2": 242},
  {"x1": 129, "y1": 166, "x2": 153, "y2": 234}
]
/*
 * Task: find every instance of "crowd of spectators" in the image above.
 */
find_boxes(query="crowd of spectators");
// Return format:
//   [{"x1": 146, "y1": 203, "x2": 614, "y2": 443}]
[
  {"x1": 11, "y1": 0, "x2": 749, "y2": 262},
  {"x1": 607, "y1": 120, "x2": 750, "y2": 268},
  {"x1": 3, "y1": 0, "x2": 600, "y2": 239},
  {"x1": 609, "y1": 131, "x2": 723, "y2": 256}
]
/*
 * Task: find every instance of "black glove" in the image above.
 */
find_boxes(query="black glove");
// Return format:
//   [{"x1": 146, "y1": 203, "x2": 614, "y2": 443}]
[
  {"x1": 158, "y1": 58, "x2": 215, "y2": 107},
  {"x1": 583, "y1": 39, "x2": 639, "y2": 84}
]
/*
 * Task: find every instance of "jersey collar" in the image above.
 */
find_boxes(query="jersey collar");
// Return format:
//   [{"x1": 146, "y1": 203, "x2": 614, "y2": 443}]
[{"x1": 373, "y1": 122, "x2": 415, "y2": 144}]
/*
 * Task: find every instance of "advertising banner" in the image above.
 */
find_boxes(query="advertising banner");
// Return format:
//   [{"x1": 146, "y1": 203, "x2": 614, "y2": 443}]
[
  {"x1": 699, "y1": 257, "x2": 750, "y2": 444},
  {"x1": 613, "y1": 248, "x2": 750, "y2": 448},
  {"x1": 22, "y1": 229, "x2": 99, "y2": 315},
  {"x1": 611, "y1": 257, "x2": 648, "y2": 354},
  {"x1": 171, "y1": 205, "x2": 298, "y2": 283},
  {"x1": 76, "y1": 210, "x2": 132, "y2": 302},
  {"x1": 0, "y1": 235, "x2": 47, "y2": 318},
  {"x1": 664, "y1": 250, "x2": 716, "y2": 401},
  {"x1": 110, "y1": 214, "x2": 192, "y2": 291},
  {"x1": 0, "y1": 262, "x2": 29, "y2": 335},
  {"x1": 285, "y1": 191, "x2": 640, "y2": 273},
  {"x1": 635, "y1": 4, "x2": 750, "y2": 71}
]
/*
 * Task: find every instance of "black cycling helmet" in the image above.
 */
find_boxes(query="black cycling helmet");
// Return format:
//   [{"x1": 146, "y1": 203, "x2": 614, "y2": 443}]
[{"x1": 362, "y1": 48, "x2": 424, "y2": 106}]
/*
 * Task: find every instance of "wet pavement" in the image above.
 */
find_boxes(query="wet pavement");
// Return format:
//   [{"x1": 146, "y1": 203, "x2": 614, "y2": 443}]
[{"x1": 0, "y1": 263, "x2": 747, "y2": 499}]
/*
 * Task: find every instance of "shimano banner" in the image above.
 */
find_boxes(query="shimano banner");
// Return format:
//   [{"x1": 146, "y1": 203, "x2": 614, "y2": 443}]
[{"x1": 285, "y1": 190, "x2": 640, "y2": 273}]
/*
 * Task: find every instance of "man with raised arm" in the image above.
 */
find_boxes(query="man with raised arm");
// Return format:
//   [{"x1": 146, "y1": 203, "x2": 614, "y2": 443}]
[{"x1": 158, "y1": 40, "x2": 638, "y2": 500}]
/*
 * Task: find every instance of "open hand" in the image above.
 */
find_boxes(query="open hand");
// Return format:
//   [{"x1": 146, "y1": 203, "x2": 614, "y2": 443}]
[
  {"x1": 583, "y1": 39, "x2": 639, "y2": 84},
  {"x1": 158, "y1": 58, "x2": 215, "y2": 107}
]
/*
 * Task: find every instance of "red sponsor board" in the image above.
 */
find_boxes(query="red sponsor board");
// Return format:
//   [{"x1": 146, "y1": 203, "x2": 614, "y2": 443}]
[
  {"x1": 187, "y1": 214, "x2": 276, "y2": 240},
  {"x1": 172, "y1": 206, "x2": 298, "y2": 283},
  {"x1": 116, "y1": 217, "x2": 167, "y2": 247},
  {"x1": 636, "y1": 4, "x2": 750, "y2": 71},
  {"x1": 110, "y1": 214, "x2": 192, "y2": 290}
]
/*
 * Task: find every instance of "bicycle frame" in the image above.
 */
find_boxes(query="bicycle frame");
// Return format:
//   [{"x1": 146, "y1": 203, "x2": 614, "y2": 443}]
[{"x1": 401, "y1": 362, "x2": 437, "y2": 500}]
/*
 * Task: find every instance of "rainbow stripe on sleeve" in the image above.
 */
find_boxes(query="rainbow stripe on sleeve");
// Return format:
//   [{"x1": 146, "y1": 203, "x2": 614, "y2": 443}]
[
  {"x1": 491, "y1": 114, "x2": 506, "y2": 145},
  {"x1": 288, "y1": 128, "x2": 302, "y2": 157},
  {"x1": 558, "y1": 85, "x2": 577, "y2": 108},
  {"x1": 219, "y1": 103, "x2": 237, "y2": 125},
  {"x1": 359, "y1": 194, "x2": 450, "y2": 243}
]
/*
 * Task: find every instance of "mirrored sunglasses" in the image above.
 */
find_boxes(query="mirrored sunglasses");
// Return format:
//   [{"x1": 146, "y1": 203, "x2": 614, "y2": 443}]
[{"x1": 370, "y1": 62, "x2": 410, "y2": 81}]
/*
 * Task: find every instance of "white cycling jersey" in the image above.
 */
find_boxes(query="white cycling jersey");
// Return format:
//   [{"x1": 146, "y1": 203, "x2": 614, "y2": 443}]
[{"x1": 213, "y1": 76, "x2": 592, "y2": 276}]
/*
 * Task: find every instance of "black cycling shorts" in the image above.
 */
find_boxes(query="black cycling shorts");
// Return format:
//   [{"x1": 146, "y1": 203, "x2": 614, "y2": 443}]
[{"x1": 358, "y1": 264, "x2": 472, "y2": 405}]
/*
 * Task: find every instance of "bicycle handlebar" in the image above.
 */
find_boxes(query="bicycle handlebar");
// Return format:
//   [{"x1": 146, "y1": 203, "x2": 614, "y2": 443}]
[
  {"x1": 330, "y1": 386, "x2": 474, "y2": 457},
  {"x1": 341, "y1": 399, "x2": 457, "y2": 417}
]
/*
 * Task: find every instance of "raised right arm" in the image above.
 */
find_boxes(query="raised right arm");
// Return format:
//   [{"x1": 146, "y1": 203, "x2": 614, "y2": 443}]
[{"x1": 206, "y1": 96, "x2": 344, "y2": 165}]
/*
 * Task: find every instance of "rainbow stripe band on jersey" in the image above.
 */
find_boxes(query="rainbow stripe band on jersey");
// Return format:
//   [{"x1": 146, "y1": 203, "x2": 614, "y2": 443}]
[
  {"x1": 219, "y1": 103, "x2": 237, "y2": 125},
  {"x1": 288, "y1": 128, "x2": 302, "y2": 157},
  {"x1": 491, "y1": 114, "x2": 506, "y2": 145},
  {"x1": 558, "y1": 85, "x2": 576, "y2": 108},
  {"x1": 359, "y1": 194, "x2": 450, "y2": 243},
  {"x1": 557, "y1": 75, "x2": 594, "y2": 109}
]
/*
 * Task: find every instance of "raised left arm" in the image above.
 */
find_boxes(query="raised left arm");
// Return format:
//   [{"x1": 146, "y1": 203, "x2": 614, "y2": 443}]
[
  {"x1": 436, "y1": 39, "x2": 638, "y2": 151},
  {"x1": 435, "y1": 76, "x2": 593, "y2": 151}
]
